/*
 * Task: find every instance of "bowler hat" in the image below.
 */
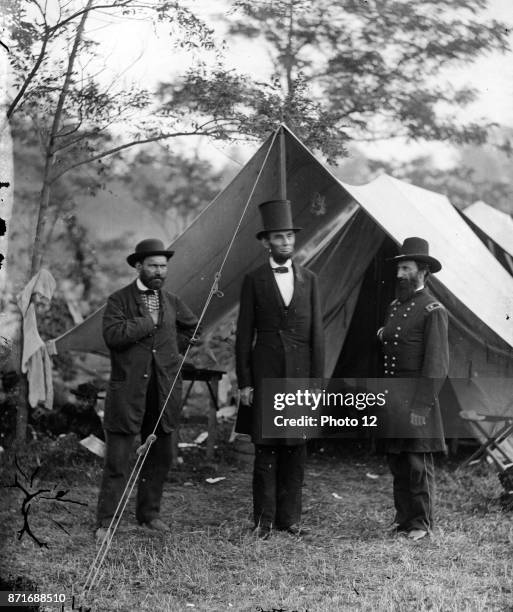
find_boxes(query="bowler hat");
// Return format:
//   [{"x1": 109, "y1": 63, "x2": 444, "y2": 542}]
[
  {"x1": 127, "y1": 238, "x2": 174, "y2": 267},
  {"x1": 256, "y1": 199, "x2": 302, "y2": 240},
  {"x1": 389, "y1": 237, "x2": 442, "y2": 273}
]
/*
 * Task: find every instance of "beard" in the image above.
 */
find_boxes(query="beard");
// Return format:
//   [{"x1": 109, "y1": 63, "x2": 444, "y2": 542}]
[
  {"x1": 140, "y1": 271, "x2": 165, "y2": 290},
  {"x1": 272, "y1": 253, "x2": 291, "y2": 264},
  {"x1": 396, "y1": 278, "x2": 417, "y2": 302},
  {"x1": 269, "y1": 245, "x2": 293, "y2": 265}
]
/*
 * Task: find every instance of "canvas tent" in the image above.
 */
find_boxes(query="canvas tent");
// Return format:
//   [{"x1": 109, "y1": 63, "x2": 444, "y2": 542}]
[
  {"x1": 52, "y1": 125, "x2": 513, "y2": 437},
  {"x1": 461, "y1": 201, "x2": 513, "y2": 275}
]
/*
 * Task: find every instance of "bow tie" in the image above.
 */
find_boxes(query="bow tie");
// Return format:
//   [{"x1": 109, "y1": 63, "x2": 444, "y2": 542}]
[
  {"x1": 272, "y1": 266, "x2": 289, "y2": 274},
  {"x1": 140, "y1": 289, "x2": 157, "y2": 295}
]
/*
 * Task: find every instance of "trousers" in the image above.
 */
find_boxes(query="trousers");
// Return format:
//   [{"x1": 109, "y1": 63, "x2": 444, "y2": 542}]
[
  {"x1": 96, "y1": 371, "x2": 173, "y2": 527},
  {"x1": 253, "y1": 444, "x2": 306, "y2": 529},
  {"x1": 387, "y1": 452, "x2": 435, "y2": 531}
]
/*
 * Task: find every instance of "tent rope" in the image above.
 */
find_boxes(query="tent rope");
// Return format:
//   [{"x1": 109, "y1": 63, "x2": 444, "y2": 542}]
[{"x1": 81, "y1": 125, "x2": 281, "y2": 599}]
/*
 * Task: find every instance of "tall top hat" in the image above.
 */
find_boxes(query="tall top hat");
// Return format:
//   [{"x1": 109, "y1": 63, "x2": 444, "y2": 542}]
[
  {"x1": 127, "y1": 238, "x2": 174, "y2": 267},
  {"x1": 255, "y1": 199, "x2": 302, "y2": 240},
  {"x1": 389, "y1": 237, "x2": 442, "y2": 273}
]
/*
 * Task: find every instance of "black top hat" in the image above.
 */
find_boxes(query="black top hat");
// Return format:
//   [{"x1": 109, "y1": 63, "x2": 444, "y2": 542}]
[
  {"x1": 389, "y1": 237, "x2": 442, "y2": 273},
  {"x1": 256, "y1": 199, "x2": 302, "y2": 240},
  {"x1": 71, "y1": 382, "x2": 102, "y2": 400},
  {"x1": 127, "y1": 238, "x2": 174, "y2": 267}
]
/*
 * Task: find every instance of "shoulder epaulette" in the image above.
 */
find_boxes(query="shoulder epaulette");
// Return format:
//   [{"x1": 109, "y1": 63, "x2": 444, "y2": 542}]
[{"x1": 425, "y1": 302, "x2": 443, "y2": 312}]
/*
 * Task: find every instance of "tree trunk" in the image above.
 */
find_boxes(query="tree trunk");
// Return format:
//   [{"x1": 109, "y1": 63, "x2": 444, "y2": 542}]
[
  {"x1": 29, "y1": 0, "x2": 93, "y2": 277},
  {"x1": 18, "y1": 0, "x2": 93, "y2": 444}
]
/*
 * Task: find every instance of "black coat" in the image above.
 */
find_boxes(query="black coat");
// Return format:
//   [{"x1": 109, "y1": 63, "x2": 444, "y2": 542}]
[
  {"x1": 102, "y1": 281, "x2": 198, "y2": 434},
  {"x1": 379, "y1": 287, "x2": 449, "y2": 453},
  {"x1": 235, "y1": 262, "x2": 325, "y2": 445}
]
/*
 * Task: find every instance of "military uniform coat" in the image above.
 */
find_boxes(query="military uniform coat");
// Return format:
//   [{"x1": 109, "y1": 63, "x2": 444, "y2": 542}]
[
  {"x1": 235, "y1": 262, "x2": 325, "y2": 445},
  {"x1": 102, "y1": 281, "x2": 198, "y2": 434},
  {"x1": 379, "y1": 287, "x2": 449, "y2": 452}
]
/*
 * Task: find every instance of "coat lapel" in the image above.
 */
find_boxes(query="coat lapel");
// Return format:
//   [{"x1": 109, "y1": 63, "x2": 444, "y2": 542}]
[
  {"x1": 131, "y1": 281, "x2": 147, "y2": 316},
  {"x1": 258, "y1": 261, "x2": 304, "y2": 312},
  {"x1": 288, "y1": 262, "x2": 305, "y2": 310},
  {"x1": 259, "y1": 265, "x2": 284, "y2": 311}
]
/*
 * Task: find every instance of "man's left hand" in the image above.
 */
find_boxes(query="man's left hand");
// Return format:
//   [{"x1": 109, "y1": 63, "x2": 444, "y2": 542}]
[{"x1": 410, "y1": 412, "x2": 426, "y2": 426}]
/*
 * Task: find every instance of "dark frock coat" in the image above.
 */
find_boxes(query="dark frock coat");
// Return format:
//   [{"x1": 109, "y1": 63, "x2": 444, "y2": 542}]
[
  {"x1": 102, "y1": 281, "x2": 198, "y2": 434},
  {"x1": 379, "y1": 287, "x2": 449, "y2": 453},
  {"x1": 235, "y1": 262, "x2": 325, "y2": 445}
]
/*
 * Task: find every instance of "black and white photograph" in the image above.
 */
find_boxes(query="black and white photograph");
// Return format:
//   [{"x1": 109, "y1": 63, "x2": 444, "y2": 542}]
[{"x1": 1, "y1": 1, "x2": 513, "y2": 610}]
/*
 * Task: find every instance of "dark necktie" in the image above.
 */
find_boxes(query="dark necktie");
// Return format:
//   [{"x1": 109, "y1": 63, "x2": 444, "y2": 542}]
[{"x1": 272, "y1": 267, "x2": 289, "y2": 274}]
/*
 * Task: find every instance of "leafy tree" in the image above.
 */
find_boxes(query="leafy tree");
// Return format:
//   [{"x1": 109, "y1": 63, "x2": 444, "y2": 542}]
[
  {"x1": 4, "y1": 0, "x2": 225, "y2": 277},
  {"x1": 118, "y1": 146, "x2": 227, "y2": 238},
  {"x1": 3, "y1": 0, "x2": 233, "y2": 443},
  {"x1": 190, "y1": 0, "x2": 510, "y2": 163},
  {"x1": 367, "y1": 145, "x2": 513, "y2": 213}
]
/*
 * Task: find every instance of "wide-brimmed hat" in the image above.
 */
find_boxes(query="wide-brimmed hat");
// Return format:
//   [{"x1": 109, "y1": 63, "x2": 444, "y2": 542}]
[
  {"x1": 71, "y1": 382, "x2": 102, "y2": 400},
  {"x1": 256, "y1": 199, "x2": 302, "y2": 240},
  {"x1": 389, "y1": 237, "x2": 442, "y2": 273},
  {"x1": 127, "y1": 238, "x2": 174, "y2": 267}
]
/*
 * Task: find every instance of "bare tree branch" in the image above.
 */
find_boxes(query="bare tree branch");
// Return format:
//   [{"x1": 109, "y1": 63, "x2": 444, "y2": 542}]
[{"x1": 50, "y1": 124, "x2": 237, "y2": 181}]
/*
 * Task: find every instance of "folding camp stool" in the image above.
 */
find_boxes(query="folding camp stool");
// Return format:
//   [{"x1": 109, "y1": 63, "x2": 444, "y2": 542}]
[{"x1": 459, "y1": 410, "x2": 513, "y2": 491}]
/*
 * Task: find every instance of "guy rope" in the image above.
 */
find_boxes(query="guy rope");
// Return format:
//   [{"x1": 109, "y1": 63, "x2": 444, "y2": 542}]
[{"x1": 81, "y1": 125, "x2": 282, "y2": 599}]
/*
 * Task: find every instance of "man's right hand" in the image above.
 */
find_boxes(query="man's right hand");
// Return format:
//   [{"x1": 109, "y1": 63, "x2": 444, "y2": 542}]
[{"x1": 240, "y1": 387, "x2": 254, "y2": 406}]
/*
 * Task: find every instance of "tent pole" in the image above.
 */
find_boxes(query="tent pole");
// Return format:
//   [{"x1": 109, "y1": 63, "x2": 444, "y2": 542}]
[{"x1": 279, "y1": 125, "x2": 287, "y2": 199}]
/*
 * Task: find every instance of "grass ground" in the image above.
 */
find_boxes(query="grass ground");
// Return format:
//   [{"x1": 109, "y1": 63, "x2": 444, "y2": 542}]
[{"x1": 1, "y1": 429, "x2": 512, "y2": 612}]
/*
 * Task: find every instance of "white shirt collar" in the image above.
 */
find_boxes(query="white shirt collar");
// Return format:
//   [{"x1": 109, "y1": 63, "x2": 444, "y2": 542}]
[
  {"x1": 136, "y1": 278, "x2": 153, "y2": 291},
  {"x1": 415, "y1": 285, "x2": 425, "y2": 292},
  {"x1": 269, "y1": 257, "x2": 292, "y2": 269}
]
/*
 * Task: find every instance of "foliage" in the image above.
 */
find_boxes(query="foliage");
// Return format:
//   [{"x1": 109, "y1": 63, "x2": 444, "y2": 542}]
[
  {"x1": 4, "y1": 0, "x2": 228, "y2": 276},
  {"x1": 202, "y1": 0, "x2": 512, "y2": 161},
  {"x1": 368, "y1": 148, "x2": 513, "y2": 212},
  {"x1": 163, "y1": 65, "x2": 350, "y2": 163},
  {"x1": 117, "y1": 146, "x2": 227, "y2": 238}
]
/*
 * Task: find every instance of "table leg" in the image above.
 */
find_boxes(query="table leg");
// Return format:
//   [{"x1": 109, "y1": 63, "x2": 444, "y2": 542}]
[{"x1": 206, "y1": 380, "x2": 219, "y2": 461}]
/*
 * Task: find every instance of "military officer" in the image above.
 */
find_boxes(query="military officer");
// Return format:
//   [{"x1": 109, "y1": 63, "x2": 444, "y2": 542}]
[{"x1": 377, "y1": 237, "x2": 449, "y2": 541}]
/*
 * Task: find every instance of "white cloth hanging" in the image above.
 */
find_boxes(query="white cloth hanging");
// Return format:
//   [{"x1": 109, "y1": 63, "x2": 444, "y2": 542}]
[{"x1": 17, "y1": 269, "x2": 56, "y2": 409}]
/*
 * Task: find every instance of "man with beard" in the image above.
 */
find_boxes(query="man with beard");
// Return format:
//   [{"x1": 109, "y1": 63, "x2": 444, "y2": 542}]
[
  {"x1": 235, "y1": 200, "x2": 324, "y2": 540},
  {"x1": 95, "y1": 239, "x2": 198, "y2": 541},
  {"x1": 378, "y1": 237, "x2": 449, "y2": 541}
]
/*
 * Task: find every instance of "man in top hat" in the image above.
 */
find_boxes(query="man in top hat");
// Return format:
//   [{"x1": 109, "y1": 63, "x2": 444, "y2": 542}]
[
  {"x1": 235, "y1": 200, "x2": 324, "y2": 539},
  {"x1": 377, "y1": 237, "x2": 449, "y2": 541},
  {"x1": 95, "y1": 239, "x2": 198, "y2": 541}
]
